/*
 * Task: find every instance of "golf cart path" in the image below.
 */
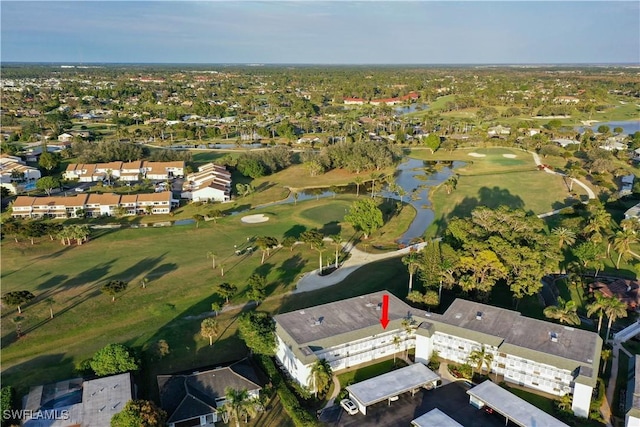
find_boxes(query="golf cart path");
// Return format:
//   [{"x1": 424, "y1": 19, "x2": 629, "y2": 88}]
[{"x1": 293, "y1": 241, "x2": 427, "y2": 294}]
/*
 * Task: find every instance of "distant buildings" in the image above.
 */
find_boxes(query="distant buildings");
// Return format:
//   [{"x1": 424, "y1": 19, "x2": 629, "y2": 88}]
[{"x1": 274, "y1": 291, "x2": 602, "y2": 418}]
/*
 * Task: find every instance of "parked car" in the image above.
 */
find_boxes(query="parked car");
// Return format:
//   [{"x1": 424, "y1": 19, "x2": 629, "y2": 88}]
[{"x1": 340, "y1": 399, "x2": 358, "y2": 415}]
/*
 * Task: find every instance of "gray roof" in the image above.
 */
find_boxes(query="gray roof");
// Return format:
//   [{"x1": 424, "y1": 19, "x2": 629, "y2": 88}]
[
  {"x1": 157, "y1": 358, "x2": 264, "y2": 424},
  {"x1": 274, "y1": 291, "x2": 417, "y2": 346},
  {"x1": 467, "y1": 380, "x2": 569, "y2": 427},
  {"x1": 22, "y1": 373, "x2": 133, "y2": 427},
  {"x1": 346, "y1": 364, "x2": 439, "y2": 407},
  {"x1": 81, "y1": 373, "x2": 133, "y2": 427},
  {"x1": 441, "y1": 299, "x2": 601, "y2": 370},
  {"x1": 275, "y1": 291, "x2": 601, "y2": 383},
  {"x1": 411, "y1": 408, "x2": 463, "y2": 427}
]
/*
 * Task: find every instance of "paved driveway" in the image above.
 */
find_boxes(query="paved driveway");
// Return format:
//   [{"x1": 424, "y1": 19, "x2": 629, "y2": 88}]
[{"x1": 329, "y1": 382, "x2": 515, "y2": 427}]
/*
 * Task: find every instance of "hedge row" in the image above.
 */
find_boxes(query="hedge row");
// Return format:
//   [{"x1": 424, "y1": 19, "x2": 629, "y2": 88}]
[{"x1": 256, "y1": 355, "x2": 318, "y2": 427}]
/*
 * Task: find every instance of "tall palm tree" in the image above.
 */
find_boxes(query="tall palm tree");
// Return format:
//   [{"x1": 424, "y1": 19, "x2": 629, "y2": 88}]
[
  {"x1": 310, "y1": 359, "x2": 333, "y2": 398},
  {"x1": 392, "y1": 335, "x2": 402, "y2": 364},
  {"x1": 330, "y1": 234, "x2": 342, "y2": 268},
  {"x1": 543, "y1": 297, "x2": 580, "y2": 326},
  {"x1": 584, "y1": 207, "x2": 611, "y2": 243},
  {"x1": 586, "y1": 293, "x2": 609, "y2": 334},
  {"x1": 612, "y1": 229, "x2": 638, "y2": 269},
  {"x1": 221, "y1": 388, "x2": 258, "y2": 427},
  {"x1": 467, "y1": 345, "x2": 494, "y2": 378},
  {"x1": 552, "y1": 227, "x2": 576, "y2": 250},
  {"x1": 207, "y1": 251, "x2": 216, "y2": 269},
  {"x1": 402, "y1": 250, "x2": 420, "y2": 293},
  {"x1": 353, "y1": 176, "x2": 364, "y2": 197},
  {"x1": 600, "y1": 348, "x2": 613, "y2": 374},
  {"x1": 604, "y1": 297, "x2": 628, "y2": 341}
]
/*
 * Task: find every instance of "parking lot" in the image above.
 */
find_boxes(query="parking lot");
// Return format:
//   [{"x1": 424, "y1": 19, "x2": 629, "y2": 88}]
[{"x1": 324, "y1": 382, "x2": 515, "y2": 427}]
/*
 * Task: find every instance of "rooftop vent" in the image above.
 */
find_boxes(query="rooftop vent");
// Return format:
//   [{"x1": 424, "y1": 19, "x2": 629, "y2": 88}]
[
  {"x1": 365, "y1": 303, "x2": 375, "y2": 308},
  {"x1": 455, "y1": 313, "x2": 462, "y2": 319},
  {"x1": 376, "y1": 303, "x2": 382, "y2": 311},
  {"x1": 476, "y1": 311, "x2": 483, "y2": 320},
  {"x1": 563, "y1": 326, "x2": 574, "y2": 331},
  {"x1": 550, "y1": 332, "x2": 559, "y2": 342},
  {"x1": 299, "y1": 310, "x2": 305, "y2": 315}
]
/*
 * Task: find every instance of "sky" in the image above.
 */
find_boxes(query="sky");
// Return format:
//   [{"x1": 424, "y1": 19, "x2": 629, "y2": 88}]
[{"x1": 1, "y1": 1, "x2": 639, "y2": 64}]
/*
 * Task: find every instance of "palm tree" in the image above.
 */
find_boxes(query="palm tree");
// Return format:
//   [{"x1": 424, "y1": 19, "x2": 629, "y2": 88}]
[
  {"x1": 604, "y1": 296, "x2": 628, "y2": 341},
  {"x1": 45, "y1": 297, "x2": 55, "y2": 319},
  {"x1": 353, "y1": 176, "x2": 364, "y2": 197},
  {"x1": 221, "y1": 388, "x2": 259, "y2": 427},
  {"x1": 207, "y1": 251, "x2": 217, "y2": 269},
  {"x1": 309, "y1": 359, "x2": 333, "y2": 398},
  {"x1": 586, "y1": 293, "x2": 609, "y2": 334},
  {"x1": 200, "y1": 318, "x2": 219, "y2": 346},
  {"x1": 140, "y1": 277, "x2": 149, "y2": 289},
  {"x1": 612, "y1": 229, "x2": 638, "y2": 269},
  {"x1": 600, "y1": 348, "x2": 613, "y2": 374},
  {"x1": 467, "y1": 345, "x2": 494, "y2": 378},
  {"x1": 543, "y1": 297, "x2": 580, "y2": 326},
  {"x1": 402, "y1": 249, "x2": 420, "y2": 292},
  {"x1": 392, "y1": 335, "x2": 402, "y2": 364},
  {"x1": 330, "y1": 234, "x2": 342, "y2": 268},
  {"x1": 552, "y1": 227, "x2": 576, "y2": 250}
]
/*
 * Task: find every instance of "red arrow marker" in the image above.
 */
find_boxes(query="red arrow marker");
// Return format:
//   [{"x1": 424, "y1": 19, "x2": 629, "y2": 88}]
[{"x1": 380, "y1": 294, "x2": 390, "y2": 329}]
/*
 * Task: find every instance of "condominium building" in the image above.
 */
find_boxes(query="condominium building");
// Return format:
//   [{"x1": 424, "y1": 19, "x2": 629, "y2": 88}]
[
  {"x1": 180, "y1": 163, "x2": 231, "y2": 202},
  {"x1": 11, "y1": 192, "x2": 176, "y2": 218},
  {"x1": 64, "y1": 161, "x2": 184, "y2": 182},
  {"x1": 273, "y1": 291, "x2": 602, "y2": 418}
]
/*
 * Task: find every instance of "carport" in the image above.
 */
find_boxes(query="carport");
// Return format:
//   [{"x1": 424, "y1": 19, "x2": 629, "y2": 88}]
[
  {"x1": 411, "y1": 408, "x2": 462, "y2": 427},
  {"x1": 345, "y1": 363, "x2": 440, "y2": 415},
  {"x1": 466, "y1": 380, "x2": 569, "y2": 427}
]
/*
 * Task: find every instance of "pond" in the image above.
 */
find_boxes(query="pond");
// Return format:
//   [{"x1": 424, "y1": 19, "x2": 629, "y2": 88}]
[
  {"x1": 242, "y1": 157, "x2": 464, "y2": 243},
  {"x1": 576, "y1": 120, "x2": 640, "y2": 136},
  {"x1": 394, "y1": 103, "x2": 430, "y2": 115},
  {"x1": 388, "y1": 158, "x2": 463, "y2": 244}
]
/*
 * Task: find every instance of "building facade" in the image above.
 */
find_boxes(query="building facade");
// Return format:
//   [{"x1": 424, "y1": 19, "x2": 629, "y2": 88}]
[{"x1": 274, "y1": 291, "x2": 602, "y2": 418}]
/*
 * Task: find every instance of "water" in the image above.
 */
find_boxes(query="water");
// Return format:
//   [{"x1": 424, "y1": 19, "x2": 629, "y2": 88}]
[
  {"x1": 394, "y1": 103, "x2": 429, "y2": 115},
  {"x1": 173, "y1": 219, "x2": 195, "y2": 226},
  {"x1": 387, "y1": 158, "x2": 463, "y2": 244},
  {"x1": 23, "y1": 182, "x2": 36, "y2": 190},
  {"x1": 240, "y1": 157, "x2": 464, "y2": 244},
  {"x1": 576, "y1": 120, "x2": 640, "y2": 136}
]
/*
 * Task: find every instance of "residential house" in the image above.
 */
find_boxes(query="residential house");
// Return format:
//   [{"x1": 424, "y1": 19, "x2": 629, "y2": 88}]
[
  {"x1": 600, "y1": 136, "x2": 628, "y2": 151},
  {"x1": 142, "y1": 161, "x2": 185, "y2": 180},
  {"x1": 553, "y1": 138, "x2": 580, "y2": 149},
  {"x1": 621, "y1": 175, "x2": 636, "y2": 196},
  {"x1": 554, "y1": 96, "x2": 580, "y2": 104},
  {"x1": 0, "y1": 155, "x2": 41, "y2": 194},
  {"x1": 589, "y1": 279, "x2": 640, "y2": 311},
  {"x1": 22, "y1": 373, "x2": 133, "y2": 427},
  {"x1": 625, "y1": 202, "x2": 640, "y2": 221},
  {"x1": 274, "y1": 291, "x2": 602, "y2": 418},
  {"x1": 181, "y1": 163, "x2": 231, "y2": 203},
  {"x1": 58, "y1": 133, "x2": 73, "y2": 143},
  {"x1": 157, "y1": 358, "x2": 265, "y2": 427},
  {"x1": 487, "y1": 125, "x2": 511, "y2": 137},
  {"x1": 343, "y1": 97, "x2": 366, "y2": 105}
]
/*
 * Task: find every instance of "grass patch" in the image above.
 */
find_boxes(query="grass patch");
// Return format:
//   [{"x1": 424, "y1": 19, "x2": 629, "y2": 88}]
[
  {"x1": 505, "y1": 385, "x2": 556, "y2": 414},
  {"x1": 337, "y1": 358, "x2": 408, "y2": 388}
]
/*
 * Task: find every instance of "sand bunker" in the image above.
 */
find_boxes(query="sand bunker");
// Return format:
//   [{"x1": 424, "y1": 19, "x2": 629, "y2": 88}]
[
  {"x1": 241, "y1": 214, "x2": 270, "y2": 224},
  {"x1": 502, "y1": 154, "x2": 517, "y2": 158},
  {"x1": 468, "y1": 152, "x2": 486, "y2": 158}
]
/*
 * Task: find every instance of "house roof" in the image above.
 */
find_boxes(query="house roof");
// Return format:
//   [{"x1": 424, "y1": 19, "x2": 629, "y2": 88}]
[
  {"x1": 157, "y1": 358, "x2": 265, "y2": 425},
  {"x1": 86, "y1": 193, "x2": 121, "y2": 206},
  {"x1": 412, "y1": 408, "x2": 463, "y2": 427}
]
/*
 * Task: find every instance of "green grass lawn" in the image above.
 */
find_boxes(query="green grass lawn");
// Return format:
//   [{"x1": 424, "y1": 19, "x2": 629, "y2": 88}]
[
  {"x1": 413, "y1": 147, "x2": 589, "y2": 237},
  {"x1": 0, "y1": 194, "x2": 415, "y2": 398},
  {"x1": 337, "y1": 358, "x2": 408, "y2": 388},
  {"x1": 505, "y1": 386, "x2": 556, "y2": 415}
]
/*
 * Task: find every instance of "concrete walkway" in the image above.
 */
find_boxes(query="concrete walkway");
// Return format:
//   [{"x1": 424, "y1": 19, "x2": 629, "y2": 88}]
[
  {"x1": 293, "y1": 241, "x2": 428, "y2": 294},
  {"x1": 323, "y1": 375, "x2": 342, "y2": 409}
]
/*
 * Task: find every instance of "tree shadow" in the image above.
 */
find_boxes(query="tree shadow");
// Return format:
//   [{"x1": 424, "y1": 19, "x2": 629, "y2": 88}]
[
  {"x1": 147, "y1": 263, "x2": 179, "y2": 280},
  {"x1": 447, "y1": 187, "x2": 526, "y2": 221},
  {"x1": 283, "y1": 224, "x2": 307, "y2": 239},
  {"x1": 104, "y1": 254, "x2": 167, "y2": 283},
  {"x1": 276, "y1": 254, "x2": 307, "y2": 287},
  {"x1": 319, "y1": 221, "x2": 341, "y2": 236},
  {"x1": 36, "y1": 274, "x2": 69, "y2": 291},
  {"x1": 1, "y1": 353, "x2": 75, "y2": 396},
  {"x1": 254, "y1": 262, "x2": 274, "y2": 278}
]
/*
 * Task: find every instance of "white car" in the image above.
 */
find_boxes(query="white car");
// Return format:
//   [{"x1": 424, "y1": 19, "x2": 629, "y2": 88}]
[{"x1": 340, "y1": 399, "x2": 358, "y2": 415}]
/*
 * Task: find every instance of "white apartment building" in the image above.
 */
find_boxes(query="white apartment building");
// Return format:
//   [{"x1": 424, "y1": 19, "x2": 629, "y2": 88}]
[
  {"x1": 0, "y1": 155, "x2": 41, "y2": 194},
  {"x1": 181, "y1": 163, "x2": 231, "y2": 202},
  {"x1": 274, "y1": 291, "x2": 602, "y2": 418},
  {"x1": 64, "y1": 161, "x2": 184, "y2": 182}
]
